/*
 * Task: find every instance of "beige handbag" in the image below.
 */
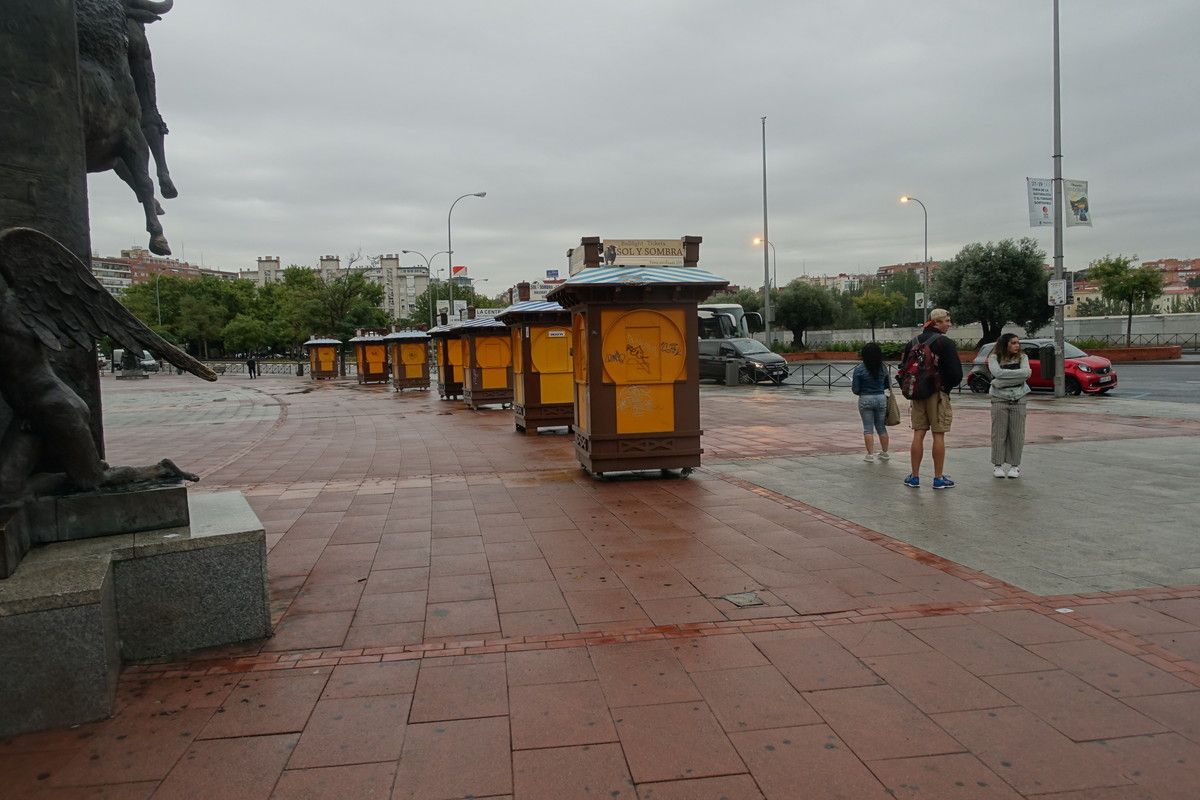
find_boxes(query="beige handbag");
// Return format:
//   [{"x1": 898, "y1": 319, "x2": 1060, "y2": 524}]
[{"x1": 884, "y1": 368, "x2": 900, "y2": 426}]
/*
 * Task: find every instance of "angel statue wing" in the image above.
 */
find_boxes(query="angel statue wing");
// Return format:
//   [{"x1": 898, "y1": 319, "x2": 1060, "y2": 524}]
[{"x1": 0, "y1": 227, "x2": 218, "y2": 381}]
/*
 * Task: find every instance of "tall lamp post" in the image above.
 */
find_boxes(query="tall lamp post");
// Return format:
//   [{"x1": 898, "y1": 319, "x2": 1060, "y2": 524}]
[
  {"x1": 760, "y1": 116, "x2": 772, "y2": 344},
  {"x1": 447, "y1": 192, "x2": 487, "y2": 320},
  {"x1": 899, "y1": 196, "x2": 929, "y2": 319},
  {"x1": 1050, "y1": 0, "x2": 1066, "y2": 397},
  {"x1": 401, "y1": 249, "x2": 449, "y2": 328},
  {"x1": 753, "y1": 238, "x2": 777, "y2": 291}
]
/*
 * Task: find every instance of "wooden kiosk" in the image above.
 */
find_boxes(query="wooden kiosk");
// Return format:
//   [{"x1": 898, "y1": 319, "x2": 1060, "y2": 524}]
[
  {"x1": 386, "y1": 329, "x2": 431, "y2": 391},
  {"x1": 304, "y1": 336, "x2": 342, "y2": 380},
  {"x1": 428, "y1": 317, "x2": 464, "y2": 400},
  {"x1": 350, "y1": 330, "x2": 389, "y2": 384},
  {"x1": 497, "y1": 284, "x2": 573, "y2": 434},
  {"x1": 547, "y1": 236, "x2": 727, "y2": 477},
  {"x1": 458, "y1": 312, "x2": 514, "y2": 410}
]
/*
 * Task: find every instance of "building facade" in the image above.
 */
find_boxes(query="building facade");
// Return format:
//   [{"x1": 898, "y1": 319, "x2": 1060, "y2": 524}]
[
  {"x1": 92, "y1": 247, "x2": 237, "y2": 296},
  {"x1": 240, "y1": 253, "x2": 430, "y2": 320}
]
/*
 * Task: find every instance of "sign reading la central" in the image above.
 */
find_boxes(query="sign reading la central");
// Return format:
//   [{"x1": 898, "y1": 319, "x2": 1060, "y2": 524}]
[{"x1": 569, "y1": 238, "x2": 687, "y2": 274}]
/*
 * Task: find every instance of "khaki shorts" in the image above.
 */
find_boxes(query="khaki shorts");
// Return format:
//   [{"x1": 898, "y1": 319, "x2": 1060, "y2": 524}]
[{"x1": 911, "y1": 391, "x2": 953, "y2": 432}]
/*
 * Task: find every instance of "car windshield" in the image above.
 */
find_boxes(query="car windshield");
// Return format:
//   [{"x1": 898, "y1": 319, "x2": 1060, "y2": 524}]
[
  {"x1": 981, "y1": 340, "x2": 1088, "y2": 360},
  {"x1": 737, "y1": 341, "x2": 772, "y2": 356}
]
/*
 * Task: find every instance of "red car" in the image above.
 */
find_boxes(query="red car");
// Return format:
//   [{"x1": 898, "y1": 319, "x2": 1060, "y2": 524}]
[{"x1": 966, "y1": 338, "x2": 1117, "y2": 396}]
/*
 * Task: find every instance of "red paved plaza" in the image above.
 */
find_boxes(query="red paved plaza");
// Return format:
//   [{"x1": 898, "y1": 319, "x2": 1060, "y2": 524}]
[{"x1": 3, "y1": 375, "x2": 1199, "y2": 799}]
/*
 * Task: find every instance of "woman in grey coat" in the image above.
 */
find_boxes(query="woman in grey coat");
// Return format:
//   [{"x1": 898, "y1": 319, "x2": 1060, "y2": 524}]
[{"x1": 987, "y1": 333, "x2": 1031, "y2": 478}]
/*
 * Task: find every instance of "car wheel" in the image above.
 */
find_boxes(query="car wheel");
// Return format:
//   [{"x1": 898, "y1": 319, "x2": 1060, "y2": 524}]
[{"x1": 1065, "y1": 376, "x2": 1082, "y2": 396}]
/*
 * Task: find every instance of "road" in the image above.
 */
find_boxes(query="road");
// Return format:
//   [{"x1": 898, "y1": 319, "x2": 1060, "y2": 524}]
[
  {"x1": 1100, "y1": 361, "x2": 1200, "y2": 404},
  {"x1": 777, "y1": 359, "x2": 1200, "y2": 405}
]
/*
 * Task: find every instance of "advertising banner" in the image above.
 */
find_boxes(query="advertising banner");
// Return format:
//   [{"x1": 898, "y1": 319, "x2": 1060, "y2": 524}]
[
  {"x1": 1064, "y1": 179, "x2": 1091, "y2": 227},
  {"x1": 546, "y1": 269, "x2": 559, "y2": 279},
  {"x1": 1027, "y1": 177, "x2": 1053, "y2": 227},
  {"x1": 451, "y1": 265, "x2": 468, "y2": 277}
]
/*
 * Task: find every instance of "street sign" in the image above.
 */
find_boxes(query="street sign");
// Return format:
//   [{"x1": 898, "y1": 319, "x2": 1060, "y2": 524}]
[{"x1": 913, "y1": 292, "x2": 925, "y2": 309}]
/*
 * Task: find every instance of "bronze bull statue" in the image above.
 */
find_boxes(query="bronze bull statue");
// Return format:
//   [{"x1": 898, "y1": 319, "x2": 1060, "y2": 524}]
[{"x1": 77, "y1": 0, "x2": 177, "y2": 255}]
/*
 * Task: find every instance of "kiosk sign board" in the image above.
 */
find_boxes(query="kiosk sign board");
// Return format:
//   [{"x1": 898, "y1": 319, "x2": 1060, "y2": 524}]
[{"x1": 601, "y1": 239, "x2": 686, "y2": 267}]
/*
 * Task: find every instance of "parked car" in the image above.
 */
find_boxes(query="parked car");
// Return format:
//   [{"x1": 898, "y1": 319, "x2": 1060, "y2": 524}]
[
  {"x1": 698, "y1": 338, "x2": 790, "y2": 385},
  {"x1": 139, "y1": 350, "x2": 161, "y2": 372},
  {"x1": 966, "y1": 338, "x2": 1116, "y2": 396}
]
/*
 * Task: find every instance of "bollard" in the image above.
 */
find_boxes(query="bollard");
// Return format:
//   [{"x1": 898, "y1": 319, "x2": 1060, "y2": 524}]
[{"x1": 724, "y1": 359, "x2": 740, "y2": 385}]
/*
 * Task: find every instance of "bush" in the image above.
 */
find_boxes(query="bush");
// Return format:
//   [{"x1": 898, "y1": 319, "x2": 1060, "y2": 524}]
[{"x1": 768, "y1": 339, "x2": 907, "y2": 358}]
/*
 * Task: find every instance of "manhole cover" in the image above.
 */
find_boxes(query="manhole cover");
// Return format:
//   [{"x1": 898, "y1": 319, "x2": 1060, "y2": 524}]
[{"x1": 719, "y1": 591, "x2": 764, "y2": 608}]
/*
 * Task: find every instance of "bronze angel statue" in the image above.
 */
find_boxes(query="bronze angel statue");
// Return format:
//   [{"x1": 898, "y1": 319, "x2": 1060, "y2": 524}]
[{"x1": 0, "y1": 227, "x2": 216, "y2": 505}]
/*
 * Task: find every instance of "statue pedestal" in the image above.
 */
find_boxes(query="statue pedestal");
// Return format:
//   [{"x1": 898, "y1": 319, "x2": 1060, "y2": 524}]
[{"x1": 0, "y1": 491, "x2": 271, "y2": 737}]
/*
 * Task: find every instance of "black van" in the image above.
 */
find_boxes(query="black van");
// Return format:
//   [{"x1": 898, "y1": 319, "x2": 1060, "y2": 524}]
[{"x1": 698, "y1": 338, "x2": 790, "y2": 385}]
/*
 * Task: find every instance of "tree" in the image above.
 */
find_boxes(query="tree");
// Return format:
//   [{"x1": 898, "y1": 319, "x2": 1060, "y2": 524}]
[
  {"x1": 931, "y1": 238, "x2": 1053, "y2": 348},
  {"x1": 853, "y1": 290, "x2": 906, "y2": 340},
  {"x1": 774, "y1": 282, "x2": 836, "y2": 348},
  {"x1": 176, "y1": 294, "x2": 227, "y2": 358},
  {"x1": 1089, "y1": 255, "x2": 1165, "y2": 346},
  {"x1": 704, "y1": 288, "x2": 762, "y2": 315},
  {"x1": 881, "y1": 271, "x2": 924, "y2": 326},
  {"x1": 222, "y1": 314, "x2": 270, "y2": 354}
]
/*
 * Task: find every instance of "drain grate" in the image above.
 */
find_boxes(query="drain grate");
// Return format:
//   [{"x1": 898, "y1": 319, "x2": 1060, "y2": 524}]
[{"x1": 719, "y1": 591, "x2": 765, "y2": 608}]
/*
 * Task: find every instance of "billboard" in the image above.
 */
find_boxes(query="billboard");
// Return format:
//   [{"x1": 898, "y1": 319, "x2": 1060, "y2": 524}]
[{"x1": 601, "y1": 239, "x2": 685, "y2": 267}]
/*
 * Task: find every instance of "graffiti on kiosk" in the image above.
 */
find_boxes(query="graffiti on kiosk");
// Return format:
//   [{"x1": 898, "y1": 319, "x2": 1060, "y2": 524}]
[
  {"x1": 659, "y1": 341, "x2": 680, "y2": 356},
  {"x1": 617, "y1": 385, "x2": 654, "y2": 417}
]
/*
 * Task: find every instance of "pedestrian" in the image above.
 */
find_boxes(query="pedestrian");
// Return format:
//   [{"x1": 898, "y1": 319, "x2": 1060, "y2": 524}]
[
  {"x1": 246, "y1": 355, "x2": 257, "y2": 379},
  {"x1": 987, "y1": 332, "x2": 1030, "y2": 478},
  {"x1": 851, "y1": 342, "x2": 891, "y2": 462},
  {"x1": 899, "y1": 308, "x2": 963, "y2": 489}
]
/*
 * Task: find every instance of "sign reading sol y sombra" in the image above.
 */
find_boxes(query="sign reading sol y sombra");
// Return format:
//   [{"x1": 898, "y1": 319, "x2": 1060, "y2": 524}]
[{"x1": 601, "y1": 239, "x2": 686, "y2": 268}]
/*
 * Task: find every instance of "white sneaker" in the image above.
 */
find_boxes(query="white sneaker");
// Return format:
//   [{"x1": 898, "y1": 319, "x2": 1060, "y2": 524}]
[
  {"x1": 1007, "y1": 465, "x2": 1021, "y2": 479},
  {"x1": 864, "y1": 453, "x2": 875, "y2": 462},
  {"x1": 878, "y1": 451, "x2": 891, "y2": 460},
  {"x1": 993, "y1": 465, "x2": 1007, "y2": 478}
]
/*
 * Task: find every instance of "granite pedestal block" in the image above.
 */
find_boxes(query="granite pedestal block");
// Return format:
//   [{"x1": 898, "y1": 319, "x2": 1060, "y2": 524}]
[{"x1": 0, "y1": 491, "x2": 270, "y2": 738}]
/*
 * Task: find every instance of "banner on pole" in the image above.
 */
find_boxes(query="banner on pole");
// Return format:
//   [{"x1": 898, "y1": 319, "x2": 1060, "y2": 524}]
[
  {"x1": 1027, "y1": 178, "x2": 1053, "y2": 227},
  {"x1": 1064, "y1": 179, "x2": 1091, "y2": 227},
  {"x1": 451, "y1": 265, "x2": 468, "y2": 277}
]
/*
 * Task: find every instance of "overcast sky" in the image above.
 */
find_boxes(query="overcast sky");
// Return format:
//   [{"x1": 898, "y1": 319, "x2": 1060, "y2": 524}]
[{"x1": 85, "y1": 0, "x2": 1199, "y2": 292}]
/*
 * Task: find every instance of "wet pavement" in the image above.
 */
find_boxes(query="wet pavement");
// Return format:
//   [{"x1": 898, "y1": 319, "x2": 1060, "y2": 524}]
[{"x1": 3, "y1": 373, "x2": 1199, "y2": 799}]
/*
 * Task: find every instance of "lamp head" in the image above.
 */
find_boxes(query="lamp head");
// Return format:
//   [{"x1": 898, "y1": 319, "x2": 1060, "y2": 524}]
[
  {"x1": 473, "y1": 192, "x2": 487, "y2": 198},
  {"x1": 753, "y1": 237, "x2": 763, "y2": 245},
  {"x1": 401, "y1": 249, "x2": 412, "y2": 254},
  {"x1": 900, "y1": 196, "x2": 910, "y2": 204}
]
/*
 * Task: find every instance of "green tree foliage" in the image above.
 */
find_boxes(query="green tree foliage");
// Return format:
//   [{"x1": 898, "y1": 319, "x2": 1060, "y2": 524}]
[
  {"x1": 1089, "y1": 255, "x2": 1166, "y2": 345},
  {"x1": 704, "y1": 288, "x2": 763, "y2": 315},
  {"x1": 774, "y1": 282, "x2": 836, "y2": 348},
  {"x1": 880, "y1": 271, "x2": 924, "y2": 326},
  {"x1": 853, "y1": 290, "x2": 906, "y2": 340},
  {"x1": 222, "y1": 314, "x2": 270, "y2": 354},
  {"x1": 118, "y1": 266, "x2": 392, "y2": 359},
  {"x1": 931, "y1": 238, "x2": 1052, "y2": 348}
]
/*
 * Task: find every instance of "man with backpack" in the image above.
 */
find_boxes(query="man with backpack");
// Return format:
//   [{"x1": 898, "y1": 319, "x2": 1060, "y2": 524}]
[{"x1": 896, "y1": 308, "x2": 962, "y2": 489}]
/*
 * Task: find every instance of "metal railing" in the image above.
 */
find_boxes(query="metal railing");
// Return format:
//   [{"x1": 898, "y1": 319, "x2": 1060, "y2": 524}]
[
  {"x1": 783, "y1": 361, "x2": 967, "y2": 393},
  {"x1": 1078, "y1": 333, "x2": 1199, "y2": 351}
]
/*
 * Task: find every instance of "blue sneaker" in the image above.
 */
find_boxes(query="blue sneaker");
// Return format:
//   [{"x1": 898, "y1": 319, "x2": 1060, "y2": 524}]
[
  {"x1": 933, "y1": 475, "x2": 956, "y2": 490},
  {"x1": 903, "y1": 475, "x2": 920, "y2": 489}
]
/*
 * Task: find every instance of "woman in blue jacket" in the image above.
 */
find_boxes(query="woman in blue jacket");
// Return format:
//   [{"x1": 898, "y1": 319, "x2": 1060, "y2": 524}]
[{"x1": 851, "y1": 342, "x2": 891, "y2": 462}]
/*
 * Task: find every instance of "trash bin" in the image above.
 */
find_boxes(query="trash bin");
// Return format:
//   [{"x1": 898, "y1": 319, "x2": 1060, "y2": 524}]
[{"x1": 296, "y1": 362, "x2": 305, "y2": 377}]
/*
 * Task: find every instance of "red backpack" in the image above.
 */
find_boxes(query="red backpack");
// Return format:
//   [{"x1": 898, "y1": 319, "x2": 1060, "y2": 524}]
[{"x1": 897, "y1": 332, "x2": 942, "y2": 400}]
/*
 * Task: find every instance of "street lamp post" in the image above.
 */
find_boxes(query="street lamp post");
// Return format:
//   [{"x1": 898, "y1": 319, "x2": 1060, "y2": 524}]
[
  {"x1": 155, "y1": 270, "x2": 161, "y2": 326},
  {"x1": 753, "y1": 238, "x2": 777, "y2": 291},
  {"x1": 899, "y1": 196, "x2": 929, "y2": 319},
  {"x1": 401, "y1": 249, "x2": 449, "y2": 329},
  {"x1": 447, "y1": 192, "x2": 487, "y2": 320},
  {"x1": 760, "y1": 116, "x2": 772, "y2": 344}
]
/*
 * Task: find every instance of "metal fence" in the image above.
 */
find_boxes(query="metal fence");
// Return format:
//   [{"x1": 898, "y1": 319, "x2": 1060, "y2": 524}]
[
  {"x1": 1081, "y1": 333, "x2": 1199, "y2": 351},
  {"x1": 784, "y1": 361, "x2": 968, "y2": 393}
]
